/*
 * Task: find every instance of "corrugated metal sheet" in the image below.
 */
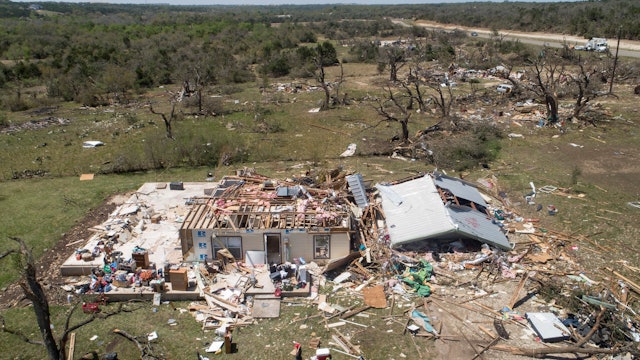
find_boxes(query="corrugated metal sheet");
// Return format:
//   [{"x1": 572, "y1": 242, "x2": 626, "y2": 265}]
[
  {"x1": 432, "y1": 173, "x2": 488, "y2": 207},
  {"x1": 346, "y1": 174, "x2": 369, "y2": 208},
  {"x1": 378, "y1": 175, "x2": 511, "y2": 251},
  {"x1": 445, "y1": 205, "x2": 512, "y2": 250}
]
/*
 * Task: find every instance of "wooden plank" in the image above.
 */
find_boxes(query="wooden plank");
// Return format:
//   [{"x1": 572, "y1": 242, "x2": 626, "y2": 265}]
[
  {"x1": 340, "y1": 305, "x2": 371, "y2": 320},
  {"x1": 508, "y1": 272, "x2": 529, "y2": 310},
  {"x1": 204, "y1": 294, "x2": 241, "y2": 313},
  {"x1": 607, "y1": 268, "x2": 640, "y2": 294},
  {"x1": 333, "y1": 329, "x2": 361, "y2": 355},
  {"x1": 67, "y1": 332, "x2": 76, "y2": 360}
]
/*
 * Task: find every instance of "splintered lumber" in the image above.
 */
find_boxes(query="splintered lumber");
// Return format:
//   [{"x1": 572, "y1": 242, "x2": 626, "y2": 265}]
[
  {"x1": 341, "y1": 305, "x2": 371, "y2": 320},
  {"x1": 331, "y1": 334, "x2": 352, "y2": 355},
  {"x1": 341, "y1": 319, "x2": 368, "y2": 328},
  {"x1": 332, "y1": 329, "x2": 361, "y2": 355},
  {"x1": 327, "y1": 321, "x2": 346, "y2": 328},
  {"x1": 409, "y1": 328, "x2": 423, "y2": 359},
  {"x1": 67, "y1": 332, "x2": 76, "y2": 360},
  {"x1": 459, "y1": 291, "x2": 495, "y2": 304},
  {"x1": 472, "y1": 336, "x2": 501, "y2": 360},
  {"x1": 478, "y1": 325, "x2": 497, "y2": 339},
  {"x1": 607, "y1": 268, "x2": 640, "y2": 294},
  {"x1": 309, "y1": 337, "x2": 321, "y2": 349},
  {"x1": 457, "y1": 325, "x2": 483, "y2": 360},
  {"x1": 204, "y1": 294, "x2": 241, "y2": 313},
  {"x1": 490, "y1": 344, "x2": 618, "y2": 357},
  {"x1": 350, "y1": 260, "x2": 372, "y2": 278},
  {"x1": 508, "y1": 272, "x2": 529, "y2": 310}
]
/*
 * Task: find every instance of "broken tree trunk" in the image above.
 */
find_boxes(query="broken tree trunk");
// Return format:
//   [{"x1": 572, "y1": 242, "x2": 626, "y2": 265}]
[{"x1": 490, "y1": 344, "x2": 618, "y2": 358}]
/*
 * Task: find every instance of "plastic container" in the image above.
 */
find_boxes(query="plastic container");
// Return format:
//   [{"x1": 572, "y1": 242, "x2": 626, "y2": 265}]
[{"x1": 316, "y1": 348, "x2": 332, "y2": 360}]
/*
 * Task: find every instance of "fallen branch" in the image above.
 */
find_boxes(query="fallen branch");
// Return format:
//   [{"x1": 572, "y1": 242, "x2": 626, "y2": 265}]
[
  {"x1": 490, "y1": 344, "x2": 619, "y2": 357},
  {"x1": 113, "y1": 328, "x2": 165, "y2": 360}
]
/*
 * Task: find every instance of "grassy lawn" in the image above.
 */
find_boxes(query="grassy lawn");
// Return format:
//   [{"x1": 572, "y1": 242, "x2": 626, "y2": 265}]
[{"x1": 1, "y1": 58, "x2": 640, "y2": 360}]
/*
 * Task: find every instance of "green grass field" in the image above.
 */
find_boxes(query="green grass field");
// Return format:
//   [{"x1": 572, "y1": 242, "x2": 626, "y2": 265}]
[{"x1": 1, "y1": 61, "x2": 640, "y2": 360}]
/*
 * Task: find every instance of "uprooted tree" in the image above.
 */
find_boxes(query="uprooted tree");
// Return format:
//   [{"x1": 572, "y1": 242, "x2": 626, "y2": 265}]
[{"x1": 0, "y1": 237, "x2": 146, "y2": 360}]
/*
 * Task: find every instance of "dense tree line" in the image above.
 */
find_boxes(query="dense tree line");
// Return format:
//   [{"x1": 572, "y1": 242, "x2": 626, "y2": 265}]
[{"x1": 0, "y1": 0, "x2": 637, "y2": 110}]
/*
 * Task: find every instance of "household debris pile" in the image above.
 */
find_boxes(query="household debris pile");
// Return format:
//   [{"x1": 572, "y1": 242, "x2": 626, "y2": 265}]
[{"x1": 54, "y1": 168, "x2": 639, "y2": 359}]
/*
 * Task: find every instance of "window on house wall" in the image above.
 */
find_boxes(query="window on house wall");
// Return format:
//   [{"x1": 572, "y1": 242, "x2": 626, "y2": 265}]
[
  {"x1": 213, "y1": 236, "x2": 242, "y2": 259},
  {"x1": 314, "y1": 235, "x2": 331, "y2": 259}
]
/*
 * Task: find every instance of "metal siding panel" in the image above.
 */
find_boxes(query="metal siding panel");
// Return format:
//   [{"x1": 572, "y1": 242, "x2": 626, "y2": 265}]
[
  {"x1": 433, "y1": 174, "x2": 488, "y2": 207},
  {"x1": 346, "y1": 174, "x2": 369, "y2": 208},
  {"x1": 445, "y1": 206, "x2": 512, "y2": 250}
]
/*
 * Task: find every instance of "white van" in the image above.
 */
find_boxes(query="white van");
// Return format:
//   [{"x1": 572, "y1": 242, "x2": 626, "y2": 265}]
[{"x1": 496, "y1": 84, "x2": 513, "y2": 93}]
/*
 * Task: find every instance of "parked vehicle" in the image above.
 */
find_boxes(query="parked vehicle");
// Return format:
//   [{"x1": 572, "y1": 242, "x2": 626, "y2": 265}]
[
  {"x1": 496, "y1": 84, "x2": 513, "y2": 94},
  {"x1": 470, "y1": 31, "x2": 478, "y2": 37},
  {"x1": 585, "y1": 38, "x2": 608, "y2": 52}
]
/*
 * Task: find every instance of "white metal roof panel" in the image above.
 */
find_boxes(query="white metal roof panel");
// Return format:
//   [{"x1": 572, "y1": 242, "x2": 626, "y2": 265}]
[
  {"x1": 377, "y1": 175, "x2": 455, "y2": 247},
  {"x1": 445, "y1": 205, "x2": 512, "y2": 250},
  {"x1": 432, "y1": 173, "x2": 488, "y2": 207},
  {"x1": 378, "y1": 175, "x2": 511, "y2": 250}
]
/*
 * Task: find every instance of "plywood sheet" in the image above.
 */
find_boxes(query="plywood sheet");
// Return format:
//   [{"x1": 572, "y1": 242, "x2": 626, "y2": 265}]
[{"x1": 362, "y1": 285, "x2": 387, "y2": 309}]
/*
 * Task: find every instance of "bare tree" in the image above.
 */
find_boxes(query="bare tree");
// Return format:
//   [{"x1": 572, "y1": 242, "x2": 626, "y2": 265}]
[
  {"x1": 0, "y1": 237, "x2": 143, "y2": 360},
  {"x1": 310, "y1": 41, "x2": 339, "y2": 111},
  {"x1": 529, "y1": 49, "x2": 565, "y2": 125},
  {"x1": 407, "y1": 66, "x2": 456, "y2": 120},
  {"x1": 566, "y1": 58, "x2": 603, "y2": 123},
  {"x1": 149, "y1": 101, "x2": 177, "y2": 139},
  {"x1": 399, "y1": 67, "x2": 430, "y2": 113},
  {"x1": 428, "y1": 77, "x2": 455, "y2": 120},
  {"x1": 373, "y1": 85, "x2": 412, "y2": 142},
  {"x1": 332, "y1": 62, "x2": 348, "y2": 106},
  {"x1": 313, "y1": 54, "x2": 331, "y2": 111},
  {"x1": 379, "y1": 45, "x2": 408, "y2": 82}
]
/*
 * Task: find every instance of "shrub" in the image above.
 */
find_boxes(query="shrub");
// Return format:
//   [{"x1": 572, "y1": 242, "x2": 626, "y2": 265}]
[
  {"x1": 0, "y1": 111, "x2": 8, "y2": 127},
  {"x1": 428, "y1": 123, "x2": 502, "y2": 172}
]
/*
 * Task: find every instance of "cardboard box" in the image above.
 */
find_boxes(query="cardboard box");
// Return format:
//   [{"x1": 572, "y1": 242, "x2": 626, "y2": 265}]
[{"x1": 169, "y1": 268, "x2": 188, "y2": 291}]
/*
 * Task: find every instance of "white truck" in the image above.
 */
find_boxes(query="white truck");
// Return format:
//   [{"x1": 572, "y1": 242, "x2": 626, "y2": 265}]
[{"x1": 584, "y1": 38, "x2": 608, "y2": 52}]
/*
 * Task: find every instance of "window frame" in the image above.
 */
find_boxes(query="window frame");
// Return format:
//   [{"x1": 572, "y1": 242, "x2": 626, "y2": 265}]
[
  {"x1": 313, "y1": 234, "x2": 331, "y2": 259},
  {"x1": 213, "y1": 236, "x2": 243, "y2": 260}
]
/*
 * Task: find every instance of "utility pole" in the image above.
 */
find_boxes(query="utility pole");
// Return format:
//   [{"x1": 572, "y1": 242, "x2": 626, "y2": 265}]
[{"x1": 609, "y1": 26, "x2": 621, "y2": 95}]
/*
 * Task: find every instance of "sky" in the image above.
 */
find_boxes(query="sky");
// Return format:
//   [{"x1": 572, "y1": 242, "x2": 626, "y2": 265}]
[{"x1": 12, "y1": 0, "x2": 583, "y2": 5}]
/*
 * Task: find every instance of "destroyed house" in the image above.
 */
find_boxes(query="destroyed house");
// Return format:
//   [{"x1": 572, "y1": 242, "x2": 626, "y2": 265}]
[
  {"x1": 377, "y1": 173, "x2": 512, "y2": 251},
  {"x1": 179, "y1": 177, "x2": 353, "y2": 265}
]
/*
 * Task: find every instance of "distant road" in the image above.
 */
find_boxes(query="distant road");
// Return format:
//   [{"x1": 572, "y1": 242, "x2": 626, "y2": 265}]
[{"x1": 393, "y1": 19, "x2": 640, "y2": 59}]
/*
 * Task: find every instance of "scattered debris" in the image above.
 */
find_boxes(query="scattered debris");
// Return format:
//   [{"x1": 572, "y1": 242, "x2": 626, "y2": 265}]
[
  {"x1": 54, "y1": 168, "x2": 639, "y2": 359},
  {"x1": 82, "y1": 140, "x2": 105, "y2": 148},
  {"x1": 340, "y1": 143, "x2": 357, "y2": 157}
]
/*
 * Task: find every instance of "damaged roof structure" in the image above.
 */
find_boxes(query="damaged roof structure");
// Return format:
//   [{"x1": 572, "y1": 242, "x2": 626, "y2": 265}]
[
  {"x1": 53, "y1": 168, "x2": 640, "y2": 359},
  {"x1": 178, "y1": 174, "x2": 354, "y2": 265},
  {"x1": 376, "y1": 172, "x2": 513, "y2": 251}
]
